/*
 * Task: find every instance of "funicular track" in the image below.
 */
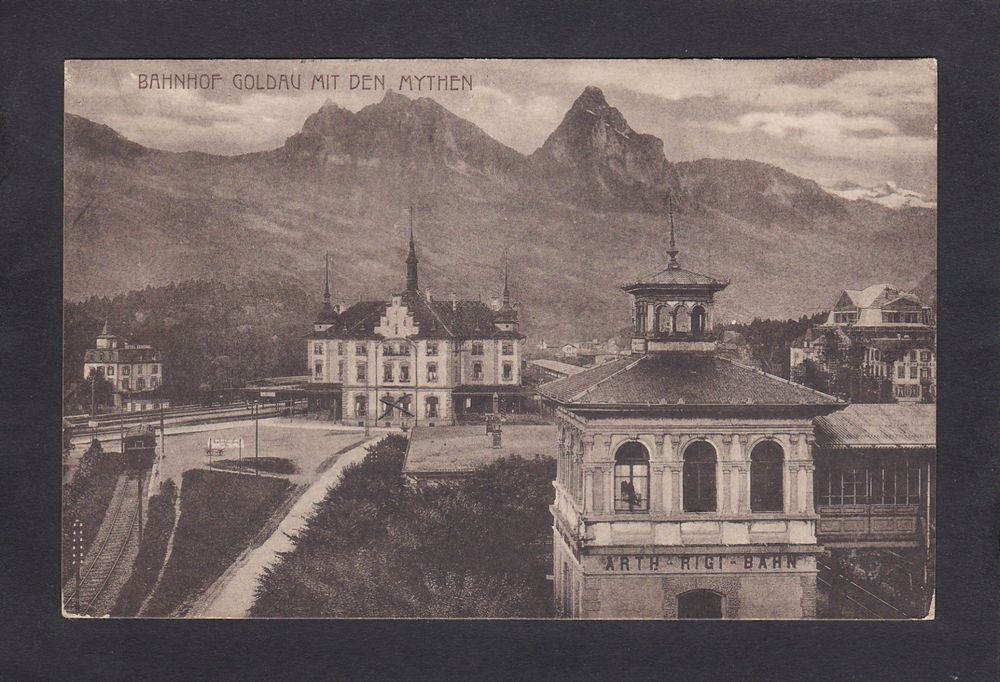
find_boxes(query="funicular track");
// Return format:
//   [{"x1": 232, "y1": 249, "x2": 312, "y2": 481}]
[
  {"x1": 817, "y1": 559, "x2": 912, "y2": 619},
  {"x1": 64, "y1": 475, "x2": 142, "y2": 615}
]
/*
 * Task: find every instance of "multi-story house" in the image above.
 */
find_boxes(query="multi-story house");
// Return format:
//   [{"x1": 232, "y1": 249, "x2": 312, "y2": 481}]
[
  {"x1": 82, "y1": 322, "x2": 165, "y2": 409},
  {"x1": 304, "y1": 228, "x2": 525, "y2": 426},
  {"x1": 791, "y1": 284, "x2": 936, "y2": 402}
]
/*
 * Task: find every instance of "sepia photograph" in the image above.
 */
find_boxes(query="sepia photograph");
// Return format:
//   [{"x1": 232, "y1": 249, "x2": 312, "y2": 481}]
[{"x1": 61, "y1": 58, "x2": 937, "y2": 619}]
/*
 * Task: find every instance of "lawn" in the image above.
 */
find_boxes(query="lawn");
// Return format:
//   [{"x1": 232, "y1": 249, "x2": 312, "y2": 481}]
[
  {"x1": 142, "y1": 469, "x2": 294, "y2": 617},
  {"x1": 251, "y1": 435, "x2": 556, "y2": 618}
]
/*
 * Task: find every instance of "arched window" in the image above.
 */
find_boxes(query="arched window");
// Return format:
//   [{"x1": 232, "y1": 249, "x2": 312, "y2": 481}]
[
  {"x1": 677, "y1": 590, "x2": 723, "y2": 619},
  {"x1": 354, "y1": 395, "x2": 367, "y2": 417},
  {"x1": 691, "y1": 305, "x2": 706, "y2": 335},
  {"x1": 656, "y1": 306, "x2": 672, "y2": 334},
  {"x1": 425, "y1": 396, "x2": 439, "y2": 418},
  {"x1": 614, "y1": 441, "x2": 649, "y2": 512},
  {"x1": 751, "y1": 441, "x2": 784, "y2": 511},
  {"x1": 683, "y1": 440, "x2": 717, "y2": 512},
  {"x1": 674, "y1": 305, "x2": 691, "y2": 333}
]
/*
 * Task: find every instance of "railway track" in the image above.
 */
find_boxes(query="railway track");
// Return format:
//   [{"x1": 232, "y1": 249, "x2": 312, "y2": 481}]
[
  {"x1": 817, "y1": 560, "x2": 912, "y2": 619},
  {"x1": 64, "y1": 475, "x2": 142, "y2": 616},
  {"x1": 65, "y1": 401, "x2": 300, "y2": 439}
]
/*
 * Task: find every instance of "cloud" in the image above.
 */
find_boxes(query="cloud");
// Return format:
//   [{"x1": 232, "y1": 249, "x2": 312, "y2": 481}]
[{"x1": 706, "y1": 110, "x2": 934, "y2": 160}]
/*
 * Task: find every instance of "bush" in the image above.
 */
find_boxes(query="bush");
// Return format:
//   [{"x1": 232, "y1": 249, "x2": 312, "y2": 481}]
[
  {"x1": 251, "y1": 435, "x2": 556, "y2": 618},
  {"x1": 143, "y1": 469, "x2": 293, "y2": 616},
  {"x1": 111, "y1": 479, "x2": 178, "y2": 616},
  {"x1": 62, "y1": 440, "x2": 124, "y2": 585}
]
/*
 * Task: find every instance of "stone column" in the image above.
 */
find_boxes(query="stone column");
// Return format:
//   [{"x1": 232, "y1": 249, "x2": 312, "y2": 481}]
[
  {"x1": 584, "y1": 469, "x2": 594, "y2": 512},
  {"x1": 737, "y1": 463, "x2": 750, "y2": 513},
  {"x1": 804, "y1": 462, "x2": 815, "y2": 514},
  {"x1": 668, "y1": 463, "x2": 683, "y2": 514},
  {"x1": 605, "y1": 467, "x2": 615, "y2": 513}
]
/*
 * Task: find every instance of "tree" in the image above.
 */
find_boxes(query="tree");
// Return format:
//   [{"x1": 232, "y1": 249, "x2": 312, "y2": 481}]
[{"x1": 86, "y1": 367, "x2": 115, "y2": 411}]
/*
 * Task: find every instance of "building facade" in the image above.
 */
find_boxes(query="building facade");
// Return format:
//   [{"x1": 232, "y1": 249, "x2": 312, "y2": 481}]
[
  {"x1": 540, "y1": 207, "x2": 845, "y2": 619},
  {"x1": 791, "y1": 284, "x2": 936, "y2": 402},
  {"x1": 82, "y1": 322, "x2": 165, "y2": 407},
  {"x1": 303, "y1": 226, "x2": 526, "y2": 426}
]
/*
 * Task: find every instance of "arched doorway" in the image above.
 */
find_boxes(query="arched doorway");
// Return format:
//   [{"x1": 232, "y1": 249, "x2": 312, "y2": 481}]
[
  {"x1": 677, "y1": 590, "x2": 724, "y2": 619},
  {"x1": 750, "y1": 440, "x2": 784, "y2": 512},
  {"x1": 683, "y1": 440, "x2": 717, "y2": 512}
]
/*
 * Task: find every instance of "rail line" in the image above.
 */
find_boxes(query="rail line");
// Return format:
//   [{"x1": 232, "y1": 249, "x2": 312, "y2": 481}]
[
  {"x1": 817, "y1": 560, "x2": 912, "y2": 619},
  {"x1": 64, "y1": 475, "x2": 141, "y2": 615}
]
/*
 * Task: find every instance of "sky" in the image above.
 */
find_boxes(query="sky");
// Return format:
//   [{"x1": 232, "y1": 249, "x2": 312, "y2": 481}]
[{"x1": 65, "y1": 59, "x2": 937, "y2": 197}]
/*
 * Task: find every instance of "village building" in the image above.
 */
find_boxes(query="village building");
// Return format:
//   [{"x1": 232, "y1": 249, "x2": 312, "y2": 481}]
[
  {"x1": 791, "y1": 284, "x2": 936, "y2": 402},
  {"x1": 82, "y1": 322, "x2": 168, "y2": 411},
  {"x1": 540, "y1": 204, "x2": 846, "y2": 619},
  {"x1": 301, "y1": 220, "x2": 527, "y2": 426}
]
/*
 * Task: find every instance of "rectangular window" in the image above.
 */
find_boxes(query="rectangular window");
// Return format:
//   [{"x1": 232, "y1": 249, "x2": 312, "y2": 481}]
[
  {"x1": 107, "y1": 366, "x2": 115, "y2": 376},
  {"x1": 122, "y1": 366, "x2": 130, "y2": 376},
  {"x1": 471, "y1": 342, "x2": 484, "y2": 356},
  {"x1": 895, "y1": 385, "x2": 906, "y2": 397},
  {"x1": 137, "y1": 378, "x2": 146, "y2": 390},
  {"x1": 920, "y1": 351, "x2": 931, "y2": 362},
  {"x1": 356, "y1": 343, "x2": 366, "y2": 356},
  {"x1": 614, "y1": 462, "x2": 650, "y2": 512},
  {"x1": 338, "y1": 360, "x2": 345, "y2": 380},
  {"x1": 502, "y1": 342, "x2": 514, "y2": 355},
  {"x1": 314, "y1": 343, "x2": 323, "y2": 355},
  {"x1": 383, "y1": 364, "x2": 393, "y2": 382},
  {"x1": 871, "y1": 461, "x2": 922, "y2": 505},
  {"x1": 121, "y1": 379, "x2": 130, "y2": 390},
  {"x1": 919, "y1": 367, "x2": 930, "y2": 381},
  {"x1": 426, "y1": 397, "x2": 439, "y2": 418},
  {"x1": 472, "y1": 362, "x2": 483, "y2": 380},
  {"x1": 426, "y1": 342, "x2": 438, "y2": 356},
  {"x1": 910, "y1": 365, "x2": 918, "y2": 379},
  {"x1": 356, "y1": 363, "x2": 367, "y2": 382},
  {"x1": 910, "y1": 351, "x2": 917, "y2": 362},
  {"x1": 502, "y1": 362, "x2": 513, "y2": 381},
  {"x1": 151, "y1": 364, "x2": 158, "y2": 374},
  {"x1": 819, "y1": 467, "x2": 866, "y2": 506},
  {"x1": 314, "y1": 361, "x2": 323, "y2": 378},
  {"x1": 338, "y1": 342, "x2": 344, "y2": 354},
  {"x1": 897, "y1": 364, "x2": 905, "y2": 379},
  {"x1": 427, "y1": 363, "x2": 438, "y2": 383},
  {"x1": 399, "y1": 364, "x2": 410, "y2": 382},
  {"x1": 137, "y1": 365, "x2": 144, "y2": 374}
]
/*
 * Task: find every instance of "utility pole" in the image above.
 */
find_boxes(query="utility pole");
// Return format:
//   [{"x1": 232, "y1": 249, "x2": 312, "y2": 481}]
[
  {"x1": 254, "y1": 400, "x2": 260, "y2": 477},
  {"x1": 71, "y1": 519, "x2": 83, "y2": 614}
]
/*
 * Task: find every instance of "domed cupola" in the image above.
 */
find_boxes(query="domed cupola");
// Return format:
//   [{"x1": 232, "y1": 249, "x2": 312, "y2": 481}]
[{"x1": 621, "y1": 194, "x2": 728, "y2": 354}]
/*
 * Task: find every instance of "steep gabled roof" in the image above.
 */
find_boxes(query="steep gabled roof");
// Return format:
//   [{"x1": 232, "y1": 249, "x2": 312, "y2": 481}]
[
  {"x1": 307, "y1": 290, "x2": 523, "y2": 340},
  {"x1": 539, "y1": 353, "x2": 842, "y2": 408}
]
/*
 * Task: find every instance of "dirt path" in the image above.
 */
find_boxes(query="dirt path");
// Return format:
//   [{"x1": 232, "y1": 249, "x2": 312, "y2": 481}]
[{"x1": 187, "y1": 437, "x2": 375, "y2": 618}]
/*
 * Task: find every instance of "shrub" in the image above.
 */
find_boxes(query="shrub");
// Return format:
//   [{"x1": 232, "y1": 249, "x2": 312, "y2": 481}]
[{"x1": 251, "y1": 435, "x2": 556, "y2": 618}]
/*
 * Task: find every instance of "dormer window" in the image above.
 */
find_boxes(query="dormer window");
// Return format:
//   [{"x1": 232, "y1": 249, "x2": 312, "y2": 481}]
[
  {"x1": 502, "y1": 342, "x2": 514, "y2": 355},
  {"x1": 314, "y1": 343, "x2": 324, "y2": 355},
  {"x1": 426, "y1": 342, "x2": 438, "y2": 356}
]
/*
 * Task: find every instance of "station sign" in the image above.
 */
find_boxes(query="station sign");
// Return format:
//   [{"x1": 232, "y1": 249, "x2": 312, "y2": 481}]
[
  {"x1": 586, "y1": 552, "x2": 815, "y2": 575},
  {"x1": 208, "y1": 438, "x2": 244, "y2": 450},
  {"x1": 259, "y1": 390, "x2": 277, "y2": 398}
]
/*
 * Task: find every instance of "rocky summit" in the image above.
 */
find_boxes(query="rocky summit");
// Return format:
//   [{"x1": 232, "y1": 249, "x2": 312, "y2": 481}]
[{"x1": 64, "y1": 87, "x2": 936, "y2": 342}]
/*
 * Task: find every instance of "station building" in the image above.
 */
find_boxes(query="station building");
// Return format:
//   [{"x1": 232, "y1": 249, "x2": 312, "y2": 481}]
[
  {"x1": 302, "y1": 223, "x2": 527, "y2": 427},
  {"x1": 540, "y1": 209, "x2": 846, "y2": 619}
]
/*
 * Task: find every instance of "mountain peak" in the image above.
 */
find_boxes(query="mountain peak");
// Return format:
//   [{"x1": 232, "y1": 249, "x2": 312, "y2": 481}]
[
  {"x1": 529, "y1": 87, "x2": 680, "y2": 208},
  {"x1": 573, "y1": 85, "x2": 609, "y2": 109}
]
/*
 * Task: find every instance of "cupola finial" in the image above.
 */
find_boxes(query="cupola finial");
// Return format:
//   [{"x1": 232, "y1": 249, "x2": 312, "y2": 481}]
[{"x1": 666, "y1": 192, "x2": 680, "y2": 269}]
